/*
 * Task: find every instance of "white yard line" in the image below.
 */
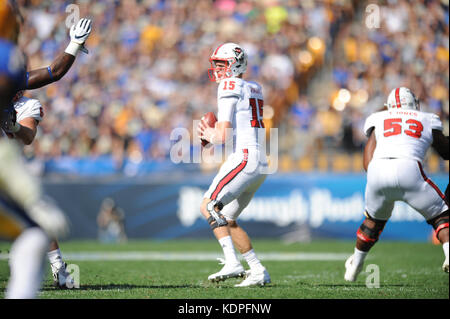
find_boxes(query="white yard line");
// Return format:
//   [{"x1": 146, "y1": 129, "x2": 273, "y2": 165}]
[{"x1": 0, "y1": 251, "x2": 350, "y2": 261}]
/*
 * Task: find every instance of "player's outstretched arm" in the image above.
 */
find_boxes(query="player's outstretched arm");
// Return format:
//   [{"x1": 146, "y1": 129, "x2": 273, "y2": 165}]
[
  {"x1": 363, "y1": 129, "x2": 376, "y2": 172},
  {"x1": 431, "y1": 130, "x2": 449, "y2": 160},
  {"x1": 25, "y1": 18, "x2": 92, "y2": 90},
  {"x1": 26, "y1": 52, "x2": 75, "y2": 89}
]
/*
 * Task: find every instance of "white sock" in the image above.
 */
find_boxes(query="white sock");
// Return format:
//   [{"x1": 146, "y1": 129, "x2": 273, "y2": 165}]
[
  {"x1": 443, "y1": 242, "x2": 449, "y2": 259},
  {"x1": 218, "y1": 236, "x2": 239, "y2": 264},
  {"x1": 6, "y1": 227, "x2": 49, "y2": 299},
  {"x1": 353, "y1": 247, "x2": 368, "y2": 266},
  {"x1": 48, "y1": 248, "x2": 64, "y2": 270},
  {"x1": 242, "y1": 249, "x2": 264, "y2": 271}
]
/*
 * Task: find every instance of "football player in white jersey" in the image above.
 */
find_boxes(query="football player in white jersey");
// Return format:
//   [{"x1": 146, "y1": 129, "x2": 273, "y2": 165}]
[
  {"x1": 197, "y1": 43, "x2": 270, "y2": 287},
  {"x1": 345, "y1": 87, "x2": 449, "y2": 282},
  {"x1": 2, "y1": 91, "x2": 74, "y2": 288}
]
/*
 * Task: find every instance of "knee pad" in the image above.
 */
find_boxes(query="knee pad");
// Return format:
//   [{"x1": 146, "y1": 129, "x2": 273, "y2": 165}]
[
  {"x1": 356, "y1": 213, "x2": 387, "y2": 245},
  {"x1": 206, "y1": 200, "x2": 227, "y2": 230},
  {"x1": 428, "y1": 211, "x2": 449, "y2": 239}
]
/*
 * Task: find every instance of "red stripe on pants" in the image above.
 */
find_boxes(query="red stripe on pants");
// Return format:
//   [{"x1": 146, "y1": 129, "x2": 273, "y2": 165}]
[
  {"x1": 417, "y1": 162, "x2": 447, "y2": 205},
  {"x1": 210, "y1": 150, "x2": 248, "y2": 201}
]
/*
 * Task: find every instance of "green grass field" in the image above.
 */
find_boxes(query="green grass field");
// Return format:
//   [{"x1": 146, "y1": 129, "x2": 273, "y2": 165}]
[{"x1": 0, "y1": 239, "x2": 448, "y2": 299}]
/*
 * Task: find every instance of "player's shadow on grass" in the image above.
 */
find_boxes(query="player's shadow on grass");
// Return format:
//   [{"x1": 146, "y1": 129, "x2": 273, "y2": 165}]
[
  {"x1": 315, "y1": 283, "x2": 414, "y2": 288},
  {"x1": 283, "y1": 281, "x2": 415, "y2": 288},
  {"x1": 41, "y1": 283, "x2": 203, "y2": 291}
]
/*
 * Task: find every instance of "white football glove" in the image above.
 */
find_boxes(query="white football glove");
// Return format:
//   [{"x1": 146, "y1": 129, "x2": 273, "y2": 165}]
[
  {"x1": 70, "y1": 18, "x2": 92, "y2": 45},
  {"x1": 65, "y1": 18, "x2": 92, "y2": 56}
]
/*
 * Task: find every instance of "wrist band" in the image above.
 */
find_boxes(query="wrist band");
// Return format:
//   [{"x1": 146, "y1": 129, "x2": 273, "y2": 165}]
[
  {"x1": 64, "y1": 41, "x2": 81, "y2": 56},
  {"x1": 47, "y1": 66, "x2": 54, "y2": 80}
]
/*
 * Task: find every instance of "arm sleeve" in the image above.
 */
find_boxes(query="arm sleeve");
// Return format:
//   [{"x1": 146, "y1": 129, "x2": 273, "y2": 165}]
[
  {"x1": 16, "y1": 99, "x2": 43, "y2": 123},
  {"x1": 217, "y1": 96, "x2": 237, "y2": 123}
]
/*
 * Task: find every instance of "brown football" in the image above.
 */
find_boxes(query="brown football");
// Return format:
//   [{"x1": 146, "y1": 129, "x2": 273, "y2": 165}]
[{"x1": 200, "y1": 112, "x2": 217, "y2": 147}]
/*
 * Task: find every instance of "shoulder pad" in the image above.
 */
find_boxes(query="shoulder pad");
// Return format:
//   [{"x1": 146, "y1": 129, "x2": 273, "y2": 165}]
[
  {"x1": 429, "y1": 113, "x2": 443, "y2": 131},
  {"x1": 363, "y1": 112, "x2": 379, "y2": 137}
]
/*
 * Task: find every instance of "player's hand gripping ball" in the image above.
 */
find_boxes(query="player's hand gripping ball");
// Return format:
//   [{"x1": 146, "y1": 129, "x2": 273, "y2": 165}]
[{"x1": 198, "y1": 112, "x2": 217, "y2": 146}]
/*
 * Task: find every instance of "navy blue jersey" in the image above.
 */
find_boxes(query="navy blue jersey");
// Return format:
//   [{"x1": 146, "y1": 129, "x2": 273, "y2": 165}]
[{"x1": 0, "y1": 38, "x2": 27, "y2": 90}]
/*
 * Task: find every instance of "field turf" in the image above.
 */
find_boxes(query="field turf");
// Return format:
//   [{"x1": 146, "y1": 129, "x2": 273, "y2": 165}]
[{"x1": 0, "y1": 239, "x2": 448, "y2": 299}]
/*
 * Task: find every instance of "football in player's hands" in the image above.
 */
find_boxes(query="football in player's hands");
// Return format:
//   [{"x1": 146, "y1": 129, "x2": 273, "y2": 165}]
[{"x1": 199, "y1": 112, "x2": 217, "y2": 146}]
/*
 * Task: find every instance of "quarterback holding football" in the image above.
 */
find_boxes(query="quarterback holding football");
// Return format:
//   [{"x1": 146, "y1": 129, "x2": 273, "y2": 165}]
[{"x1": 197, "y1": 43, "x2": 270, "y2": 287}]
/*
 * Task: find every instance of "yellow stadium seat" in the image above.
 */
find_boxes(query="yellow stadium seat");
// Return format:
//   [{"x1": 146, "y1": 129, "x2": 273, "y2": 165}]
[
  {"x1": 332, "y1": 153, "x2": 350, "y2": 172},
  {"x1": 298, "y1": 156, "x2": 314, "y2": 172},
  {"x1": 317, "y1": 153, "x2": 328, "y2": 172},
  {"x1": 280, "y1": 154, "x2": 294, "y2": 172},
  {"x1": 352, "y1": 153, "x2": 364, "y2": 172}
]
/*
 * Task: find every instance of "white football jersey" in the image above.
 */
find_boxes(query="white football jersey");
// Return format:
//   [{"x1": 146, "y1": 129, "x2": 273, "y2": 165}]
[
  {"x1": 13, "y1": 96, "x2": 44, "y2": 123},
  {"x1": 216, "y1": 77, "x2": 265, "y2": 152},
  {"x1": 364, "y1": 109, "x2": 443, "y2": 162}
]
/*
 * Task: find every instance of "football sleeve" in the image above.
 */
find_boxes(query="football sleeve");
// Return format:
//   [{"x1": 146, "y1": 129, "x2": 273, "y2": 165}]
[
  {"x1": 217, "y1": 96, "x2": 237, "y2": 123},
  {"x1": 430, "y1": 113, "x2": 443, "y2": 131},
  {"x1": 363, "y1": 113, "x2": 377, "y2": 137},
  {"x1": 16, "y1": 99, "x2": 43, "y2": 123}
]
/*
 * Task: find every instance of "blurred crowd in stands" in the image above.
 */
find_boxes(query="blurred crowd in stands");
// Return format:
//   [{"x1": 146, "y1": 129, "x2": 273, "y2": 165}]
[{"x1": 15, "y1": 0, "x2": 449, "y2": 174}]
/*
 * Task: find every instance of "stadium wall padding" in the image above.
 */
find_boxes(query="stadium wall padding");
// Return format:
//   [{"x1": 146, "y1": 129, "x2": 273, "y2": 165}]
[{"x1": 42, "y1": 173, "x2": 449, "y2": 241}]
